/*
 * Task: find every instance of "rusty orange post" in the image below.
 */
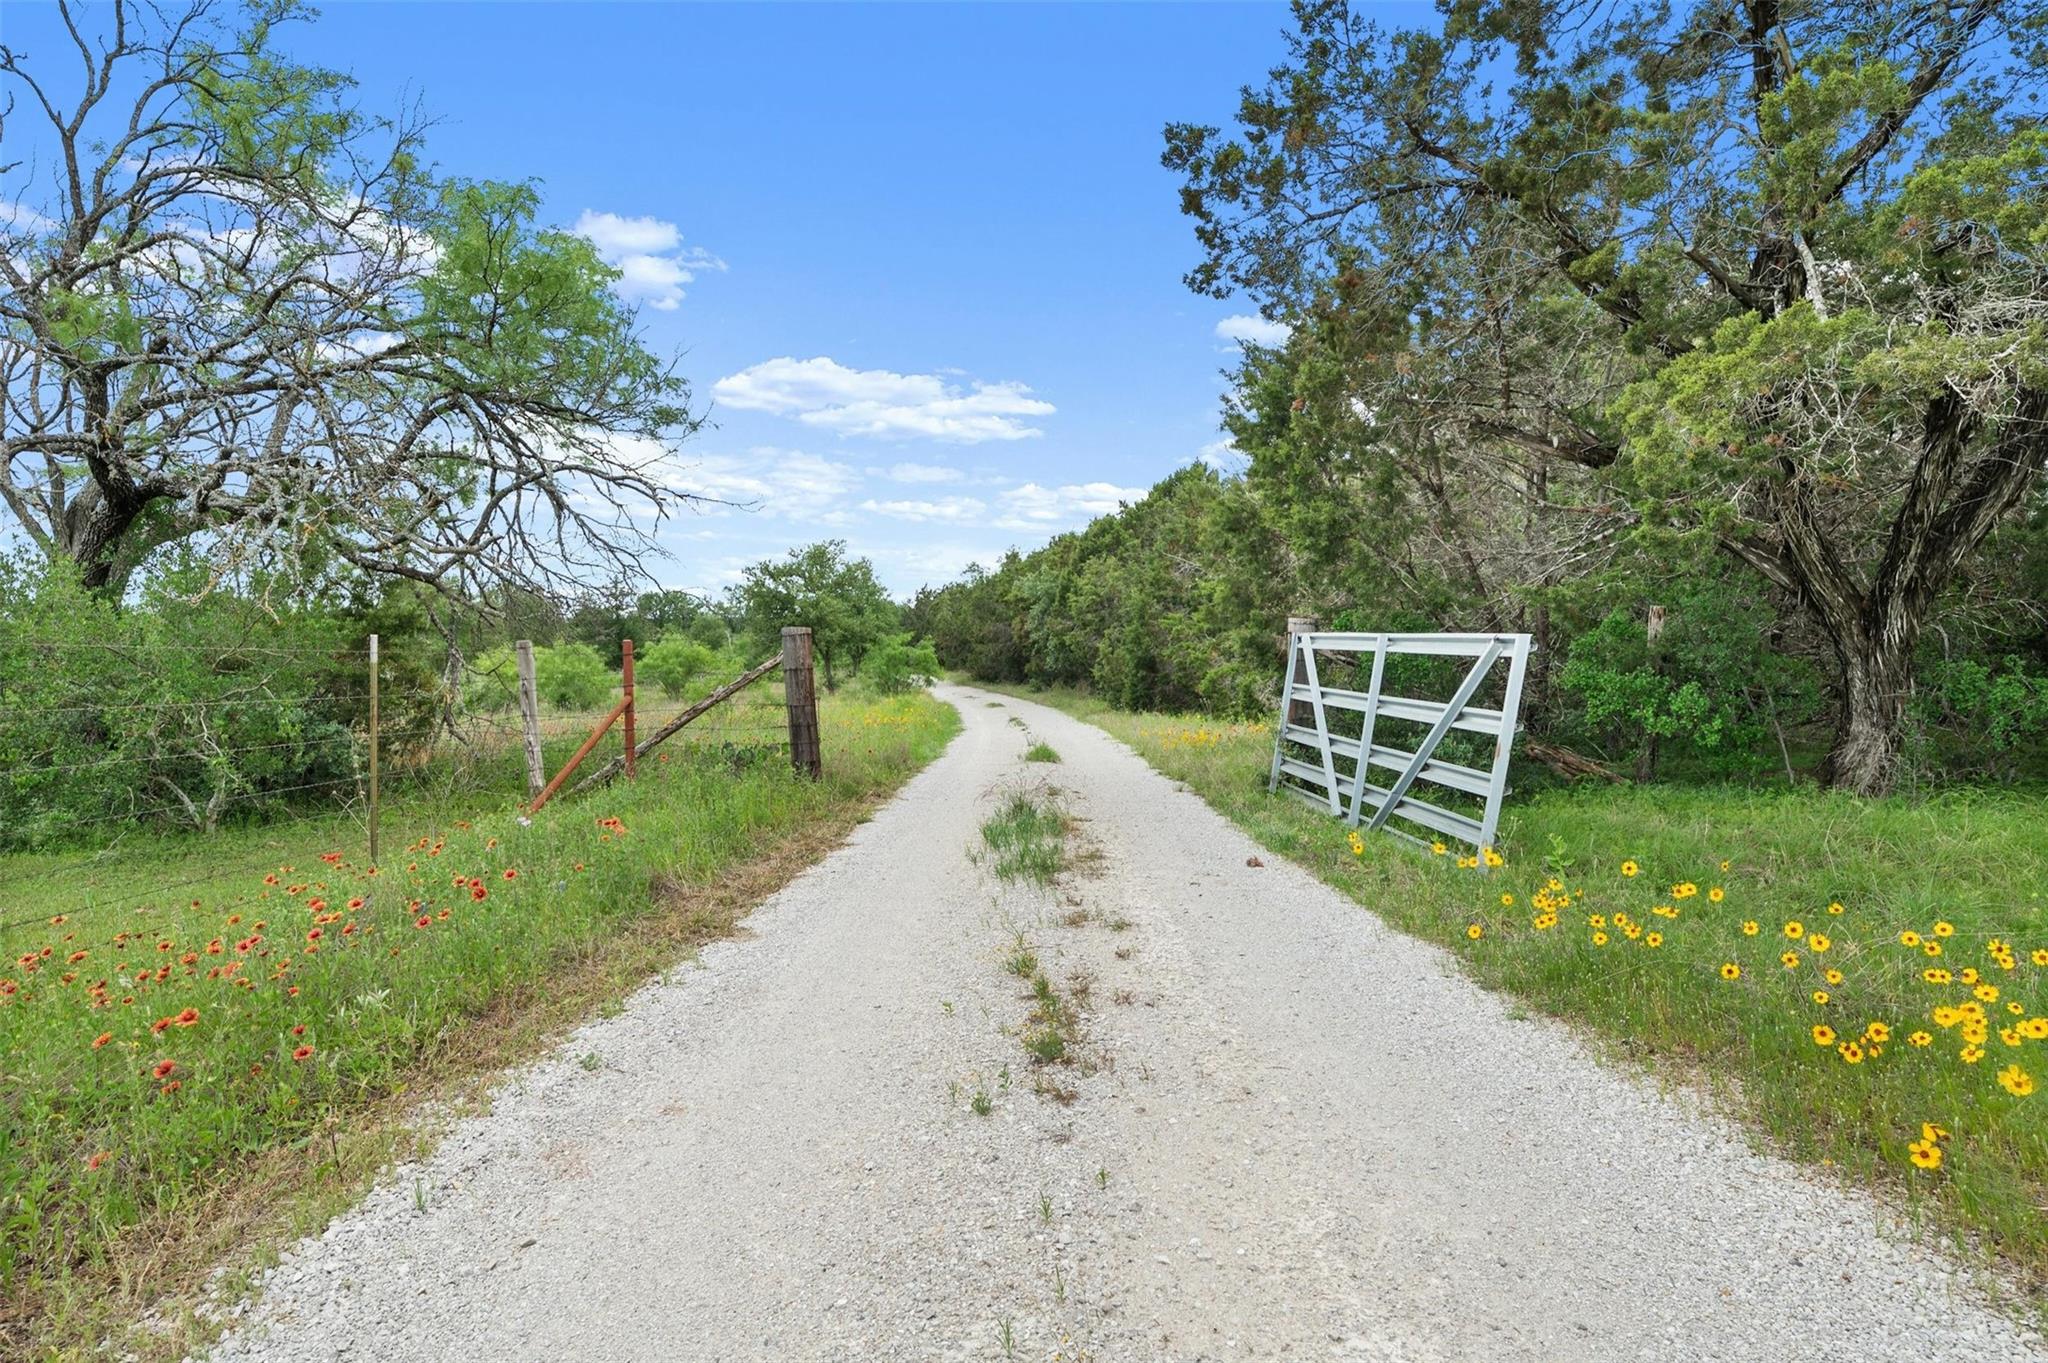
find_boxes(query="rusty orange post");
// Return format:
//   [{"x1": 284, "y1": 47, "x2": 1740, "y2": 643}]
[
  {"x1": 621, "y1": 637, "x2": 637, "y2": 781},
  {"x1": 528, "y1": 694, "x2": 630, "y2": 815}
]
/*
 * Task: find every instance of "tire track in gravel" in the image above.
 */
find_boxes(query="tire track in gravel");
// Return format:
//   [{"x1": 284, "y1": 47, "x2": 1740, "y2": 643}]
[{"x1": 195, "y1": 685, "x2": 2045, "y2": 1362}]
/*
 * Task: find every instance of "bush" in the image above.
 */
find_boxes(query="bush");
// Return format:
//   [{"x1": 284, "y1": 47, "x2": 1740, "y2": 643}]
[
  {"x1": 862, "y1": 634, "x2": 942, "y2": 696},
  {"x1": 534, "y1": 643, "x2": 614, "y2": 710},
  {"x1": 637, "y1": 635, "x2": 717, "y2": 700},
  {"x1": 0, "y1": 558, "x2": 368, "y2": 849}
]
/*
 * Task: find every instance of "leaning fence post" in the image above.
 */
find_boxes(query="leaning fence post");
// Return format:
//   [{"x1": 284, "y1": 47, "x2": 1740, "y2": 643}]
[
  {"x1": 621, "y1": 637, "x2": 637, "y2": 780},
  {"x1": 367, "y1": 634, "x2": 381, "y2": 866},
  {"x1": 515, "y1": 639, "x2": 545, "y2": 801},
  {"x1": 782, "y1": 626, "x2": 822, "y2": 779}
]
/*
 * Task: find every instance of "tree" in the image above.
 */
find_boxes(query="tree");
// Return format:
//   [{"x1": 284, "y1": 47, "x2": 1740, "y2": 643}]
[
  {"x1": 733, "y1": 540, "x2": 897, "y2": 690},
  {"x1": 0, "y1": 0, "x2": 703, "y2": 599},
  {"x1": 1165, "y1": 0, "x2": 2048, "y2": 794}
]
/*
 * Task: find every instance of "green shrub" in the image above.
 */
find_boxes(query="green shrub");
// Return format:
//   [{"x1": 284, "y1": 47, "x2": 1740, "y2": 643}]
[
  {"x1": 534, "y1": 642, "x2": 614, "y2": 709},
  {"x1": 637, "y1": 634, "x2": 718, "y2": 700},
  {"x1": 862, "y1": 633, "x2": 942, "y2": 696}
]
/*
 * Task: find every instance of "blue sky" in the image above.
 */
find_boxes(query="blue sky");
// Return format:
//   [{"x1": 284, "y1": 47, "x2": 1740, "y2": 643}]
[{"x1": 2, "y1": 1, "x2": 1371, "y2": 597}]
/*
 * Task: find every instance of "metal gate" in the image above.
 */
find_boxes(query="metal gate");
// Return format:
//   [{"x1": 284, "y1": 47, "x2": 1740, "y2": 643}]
[{"x1": 1268, "y1": 628, "x2": 1532, "y2": 864}]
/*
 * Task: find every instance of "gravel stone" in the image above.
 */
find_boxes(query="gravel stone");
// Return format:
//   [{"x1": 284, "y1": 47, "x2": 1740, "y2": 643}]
[{"x1": 195, "y1": 685, "x2": 2047, "y2": 1361}]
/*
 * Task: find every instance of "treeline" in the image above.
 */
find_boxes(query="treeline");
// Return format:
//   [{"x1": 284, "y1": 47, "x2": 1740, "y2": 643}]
[
  {"x1": 909, "y1": 461, "x2": 2048, "y2": 789},
  {"x1": 918, "y1": 0, "x2": 2048, "y2": 795}
]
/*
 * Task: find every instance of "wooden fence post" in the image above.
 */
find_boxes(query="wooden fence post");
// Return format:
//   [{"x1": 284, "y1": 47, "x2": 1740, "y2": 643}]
[
  {"x1": 621, "y1": 637, "x2": 637, "y2": 780},
  {"x1": 1285, "y1": 615, "x2": 1319, "y2": 727},
  {"x1": 367, "y1": 634, "x2": 381, "y2": 866},
  {"x1": 515, "y1": 639, "x2": 545, "y2": 801},
  {"x1": 782, "y1": 626, "x2": 821, "y2": 779}
]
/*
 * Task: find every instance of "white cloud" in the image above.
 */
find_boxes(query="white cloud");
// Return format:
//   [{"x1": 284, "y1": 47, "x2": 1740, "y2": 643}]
[
  {"x1": 993, "y1": 481, "x2": 1146, "y2": 532},
  {"x1": 712, "y1": 356, "x2": 1054, "y2": 443},
  {"x1": 0, "y1": 201, "x2": 56, "y2": 235},
  {"x1": 858, "y1": 496, "x2": 988, "y2": 523},
  {"x1": 573, "y1": 209, "x2": 723, "y2": 311},
  {"x1": 1196, "y1": 438, "x2": 1247, "y2": 474},
  {"x1": 1215, "y1": 313, "x2": 1291, "y2": 347},
  {"x1": 878, "y1": 461, "x2": 966, "y2": 484},
  {"x1": 656, "y1": 446, "x2": 859, "y2": 522}
]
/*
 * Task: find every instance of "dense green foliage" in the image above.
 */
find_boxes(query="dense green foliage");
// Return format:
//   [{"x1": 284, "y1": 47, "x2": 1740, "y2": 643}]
[
  {"x1": 732, "y1": 540, "x2": 899, "y2": 690},
  {"x1": 919, "y1": 0, "x2": 2048, "y2": 791},
  {"x1": 861, "y1": 634, "x2": 943, "y2": 696}
]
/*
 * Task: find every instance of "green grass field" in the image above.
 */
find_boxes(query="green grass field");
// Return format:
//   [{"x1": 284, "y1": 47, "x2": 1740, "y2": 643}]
[
  {"x1": 979, "y1": 681, "x2": 2048, "y2": 1307},
  {"x1": 0, "y1": 689, "x2": 958, "y2": 1357}
]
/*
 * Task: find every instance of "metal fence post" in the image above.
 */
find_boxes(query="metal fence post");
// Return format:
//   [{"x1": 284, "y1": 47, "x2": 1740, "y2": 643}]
[
  {"x1": 782, "y1": 626, "x2": 822, "y2": 779},
  {"x1": 1268, "y1": 615, "x2": 1318, "y2": 791},
  {"x1": 367, "y1": 634, "x2": 380, "y2": 866},
  {"x1": 515, "y1": 639, "x2": 545, "y2": 801},
  {"x1": 621, "y1": 637, "x2": 637, "y2": 780}
]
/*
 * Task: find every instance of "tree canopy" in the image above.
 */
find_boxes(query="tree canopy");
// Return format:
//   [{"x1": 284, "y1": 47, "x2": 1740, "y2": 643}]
[
  {"x1": 1, "y1": 0, "x2": 703, "y2": 599},
  {"x1": 1159, "y1": 0, "x2": 2048, "y2": 793}
]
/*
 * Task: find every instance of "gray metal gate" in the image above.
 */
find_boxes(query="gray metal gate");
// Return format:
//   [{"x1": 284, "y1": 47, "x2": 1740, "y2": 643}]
[{"x1": 1268, "y1": 628, "x2": 1532, "y2": 863}]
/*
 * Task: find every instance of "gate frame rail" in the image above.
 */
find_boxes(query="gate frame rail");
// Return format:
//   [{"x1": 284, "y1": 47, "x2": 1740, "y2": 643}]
[{"x1": 1267, "y1": 628, "x2": 1532, "y2": 866}]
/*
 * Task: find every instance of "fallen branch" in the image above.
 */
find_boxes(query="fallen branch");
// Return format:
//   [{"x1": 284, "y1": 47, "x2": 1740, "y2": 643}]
[{"x1": 1520, "y1": 739, "x2": 1625, "y2": 783}]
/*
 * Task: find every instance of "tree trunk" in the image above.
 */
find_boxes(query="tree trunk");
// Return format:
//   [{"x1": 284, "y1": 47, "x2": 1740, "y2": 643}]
[{"x1": 1820, "y1": 627, "x2": 1918, "y2": 797}]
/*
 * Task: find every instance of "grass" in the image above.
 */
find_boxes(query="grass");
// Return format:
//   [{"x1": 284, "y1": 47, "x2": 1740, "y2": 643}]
[
  {"x1": 976, "y1": 680, "x2": 2048, "y2": 1308},
  {"x1": 1023, "y1": 741, "x2": 1060, "y2": 764},
  {"x1": 979, "y1": 790, "x2": 1067, "y2": 886},
  {"x1": 0, "y1": 689, "x2": 959, "y2": 1359}
]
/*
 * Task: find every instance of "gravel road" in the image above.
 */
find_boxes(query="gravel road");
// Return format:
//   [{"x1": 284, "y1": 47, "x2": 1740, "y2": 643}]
[{"x1": 198, "y1": 684, "x2": 2046, "y2": 1362}]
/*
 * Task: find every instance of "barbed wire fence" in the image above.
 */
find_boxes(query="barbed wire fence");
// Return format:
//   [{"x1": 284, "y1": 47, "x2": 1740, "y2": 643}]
[{"x1": 0, "y1": 626, "x2": 819, "y2": 932}]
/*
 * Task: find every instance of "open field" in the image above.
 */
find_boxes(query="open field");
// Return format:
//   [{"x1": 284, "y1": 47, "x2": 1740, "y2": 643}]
[
  {"x1": 0, "y1": 689, "x2": 959, "y2": 1359},
  {"x1": 971, "y1": 679, "x2": 2048, "y2": 1305}
]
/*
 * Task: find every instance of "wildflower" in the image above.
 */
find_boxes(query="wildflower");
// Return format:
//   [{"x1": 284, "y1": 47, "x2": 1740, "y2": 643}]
[
  {"x1": 1592, "y1": 932, "x2": 1609, "y2": 946},
  {"x1": 151, "y1": 1059, "x2": 176, "y2": 1079},
  {"x1": 1961, "y1": 1045, "x2": 1986, "y2": 1065},
  {"x1": 1808, "y1": 934, "x2": 1830, "y2": 954},
  {"x1": 415, "y1": 915, "x2": 432, "y2": 929},
  {"x1": 292, "y1": 1044, "x2": 315, "y2": 1062},
  {"x1": 1588, "y1": 915, "x2": 1606, "y2": 929},
  {"x1": 1924, "y1": 941, "x2": 1943, "y2": 958},
  {"x1": 1997, "y1": 1065, "x2": 2035, "y2": 1098},
  {"x1": 1976, "y1": 984, "x2": 2000, "y2": 1003},
  {"x1": 2033, "y1": 949, "x2": 2048, "y2": 967},
  {"x1": 1827, "y1": 901, "x2": 1844, "y2": 915},
  {"x1": 91, "y1": 1031, "x2": 112, "y2": 1049},
  {"x1": 1865, "y1": 1022, "x2": 1892, "y2": 1044},
  {"x1": 1907, "y1": 1140, "x2": 1943, "y2": 1170},
  {"x1": 2020, "y1": 1018, "x2": 2048, "y2": 1041},
  {"x1": 1812, "y1": 1025, "x2": 1837, "y2": 1047},
  {"x1": 1483, "y1": 847, "x2": 1503, "y2": 868},
  {"x1": 1500, "y1": 894, "x2": 1514, "y2": 908},
  {"x1": 1923, "y1": 969, "x2": 1952, "y2": 985},
  {"x1": 1466, "y1": 924, "x2": 1483, "y2": 941},
  {"x1": 1621, "y1": 860, "x2": 1639, "y2": 878},
  {"x1": 1932, "y1": 1006, "x2": 1963, "y2": 1028},
  {"x1": 1430, "y1": 841, "x2": 1447, "y2": 856},
  {"x1": 1742, "y1": 921, "x2": 1760, "y2": 936},
  {"x1": 1782, "y1": 951, "x2": 1801, "y2": 970},
  {"x1": 1644, "y1": 932, "x2": 1664, "y2": 948},
  {"x1": 292, "y1": 1024, "x2": 307, "y2": 1036},
  {"x1": 1707, "y1": 887, "x2": 1724, "y2": 903},
  {"x1": 1908, "y1": 1031, "x2": 1932, "y2": 1047},
  {"x1": 503, "y1": 868, "x2": 518, "y2": 881},
  {"x1": 1783, "y1": 921, "x2": 1804, "y2": 940},
  {"x1": 1900, "y1": 930, "x2": 1922, "y2": 947},
  {"x1": 347, "y1": 897, "x2": 365, "y2": 911},
  {"x1": 1720, "y1": 963, "x2": 1741, "y2": 981},
  {"x1": 1838, "y1": 1042, "x2": 1866, "y2": 1065},
  {"x1": 1813, "y1": 991, "x2": 1830, "y2": 1005},
  {"x1": 160, "y1": 1080, "x2": 181, "y2": 1095},
  {"x1": 87, "y1": 1151, "x2": 110, "y2": 1171},
  {"x1": 1824, "y1": 969, "x2": 1844, "y2": 986},
  {"x1": 1720, "y1": 860, "x2": 1731, "y2": 872},
  {"x1": 1933, "y1": 921, "x2": 1955, "y2": 939},
  {"x1": 470, "y1": 885, "x2": 488, "y2": 902},
  {"x1": 306, "y1": 928, "x2": 323, "y2": 943}
]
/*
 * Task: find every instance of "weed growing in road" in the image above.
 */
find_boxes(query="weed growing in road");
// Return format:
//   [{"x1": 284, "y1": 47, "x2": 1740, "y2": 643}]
[
  {"x1": 579, "y1": 1052, "x2": 603, "y2": 1072},
  {"x1": 998, "y1": 1318, "x2": 1017, "y2": 1358},
  {"x1": 1025, "y1": 742, "x2": 1061, "y2": 763},
  {"x1": 1039, "y1": 1193, "x2": 1053, "y2": 1223},
  {"x1": 981, "y1": 790, "x2": 1067, "y2": 885},
  {"x1": 1096, "y1": 1167, "x2": 1108, "y2": 1189},
  {"x1": 971, "y1": 1087, "x2": 993, "y2": 1117},
  {"x1": 1005, "y1": 939, "x2": 1039, "y2": 977}
]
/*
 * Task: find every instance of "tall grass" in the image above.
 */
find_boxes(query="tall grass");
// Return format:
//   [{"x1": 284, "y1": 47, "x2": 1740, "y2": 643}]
[
  {"x1": 986, "y1": 682, "x2": 2048, "y2": 1306},
  {"x1": 0, "y1": 690, "x2": 958, "y2": 1354}
]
